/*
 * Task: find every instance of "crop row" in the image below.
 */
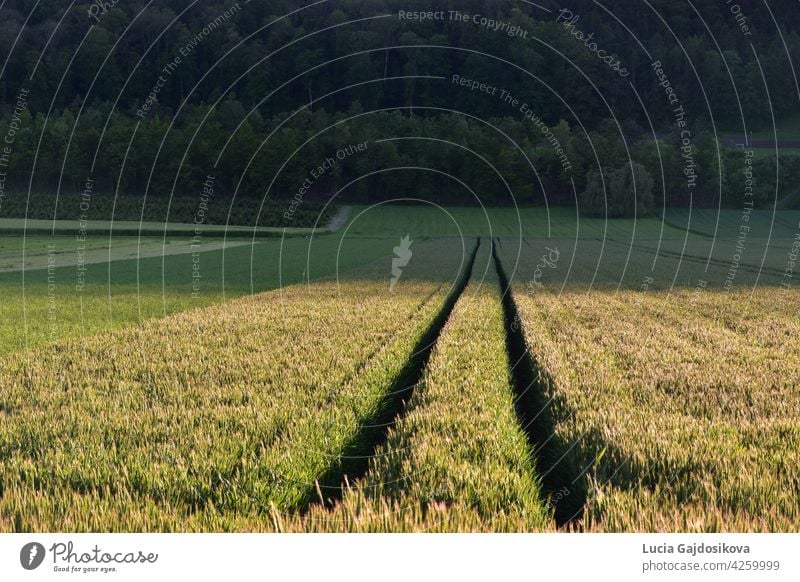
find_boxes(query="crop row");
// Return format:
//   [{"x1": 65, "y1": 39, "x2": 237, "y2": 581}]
[
  {"x1": 0, "y1": 239, "x2": 472, "y2": 531},
  {"x1": 512, "y1": 286, "x2": 800, "y2": 531},
  {"x1": 281, "y1": 252, "x2": 551, "y2": 532}
]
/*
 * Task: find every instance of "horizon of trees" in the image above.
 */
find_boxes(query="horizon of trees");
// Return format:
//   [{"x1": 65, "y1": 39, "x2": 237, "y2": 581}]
[{"x1": 1, "y1": 0, "x2": 799, "y2": 221}]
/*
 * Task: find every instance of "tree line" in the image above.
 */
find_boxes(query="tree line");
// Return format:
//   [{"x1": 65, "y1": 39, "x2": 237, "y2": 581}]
[{"x1": 0, "y1": 0, "x2": 798, "y2": 221}]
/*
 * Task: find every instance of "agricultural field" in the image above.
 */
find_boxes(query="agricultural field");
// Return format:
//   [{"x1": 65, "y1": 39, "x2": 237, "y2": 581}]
[
  {"x1": 1, "y1": 204, "x2": 798, "y2": 533},
  {"x1": 508, "y1": 287, "x2": 800, "y2": 531},
  {"x1": 285, "y1": 248, "x2": 552, "y2": 532},
  {"x1": 0, "y1": 195, "x2": 335, "y2": 230},
  {"x1": 723, "y1": 112, "x2": 800, "y2": 141},
  {"x1": 0, "y1": 238, "x2": 470, "y2": 530},
  {"x1": 345, "y1": 204, "x2": 677, "y2": 238},
  {"x1": 0, "y1": 226, "x2": 392, "y2": 355},
  {"x1": 349, "y1": 205, "x2": 797, "y2": 289}
]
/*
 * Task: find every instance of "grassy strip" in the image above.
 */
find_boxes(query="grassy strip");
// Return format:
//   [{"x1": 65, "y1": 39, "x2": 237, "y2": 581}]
[
  {"x1": 279, "y1": 248, "x2": 551, "y2": 532},
  {"x1": 346, "y1": 205, "x2": 682, "y2": 238},
  {"x1": 0, "y1": 228, "x2": 309, "y2": 238},
  {"x1": 0, "y1": 242, "x2": 466, "y2": 530},
  {"x1": 0, "y1": 234, "x2": 398, "y2": 357},
  {"x1": 0, "y1": 218, "x2": 318, "y2": 238},
  {"x1": 513, "y1": 287, "x2": 800, "y2": 531},
  {"x1": 0, "y1": 195, "x2": 334, "y2": 229},
  {"x1": 493, "y1": 241, "x2": 587, "y2": 526}
]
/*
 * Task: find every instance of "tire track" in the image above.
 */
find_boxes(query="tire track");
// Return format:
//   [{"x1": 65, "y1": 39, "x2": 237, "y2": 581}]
[
  {"x1": 308, "y1": 237, "x2": 481, "y2": 508},
  {"x1": 492, "y1": 238, "x2": 587, "y2": 528}
]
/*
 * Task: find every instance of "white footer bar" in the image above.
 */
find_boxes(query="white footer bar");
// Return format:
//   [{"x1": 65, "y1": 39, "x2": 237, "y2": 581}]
[{"x1": 1, "y1": 533, "x2": 797, "y2": 582}]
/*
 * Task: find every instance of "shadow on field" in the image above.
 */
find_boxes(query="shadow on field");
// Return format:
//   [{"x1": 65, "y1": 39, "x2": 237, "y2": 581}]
[
  {"x1": 305, "y1": 237, "x2": 482, "y2": 510},
  {"x1": 492, "y1": 238, "x2": 588, "y2": 529}
]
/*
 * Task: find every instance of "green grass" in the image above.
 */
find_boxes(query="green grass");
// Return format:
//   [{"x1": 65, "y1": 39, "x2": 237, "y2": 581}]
[
  {"x1": 750, "y1": 112, "x2": 800, "y2": 140},
  {"x1": 488, "y1": 208, "x2": 800, "y2": 291},
  {"x1": 662, "y1": 208, "x2": 800, "y2": 237},
  {"x1": 0, "y1": 193, "x2": 334, "y2": 230},
  {"x1": 749, "y1": 148, "x2": 800, "y2": 158},
  {"x1": 0, "y1": 233, "x2": 397, "y2": 355},
  {"x1": 0, "y1": 235, "x2": 257, "y2": 273},
  {"x1": 343, "y1": 204, "x2": 685, "y2": 239},
  {"x1": 0, "y1": 218, "x2": 318, "y2": 237},
  {"x1": 497, "y1": 236, "x2": 794, "y2": 291},
  {"x1": 4, "y1": 204, "x2": 797, "y2": 355},
  {"x1": 722, "y1": 112, "x2": 800, "y2": 141}
]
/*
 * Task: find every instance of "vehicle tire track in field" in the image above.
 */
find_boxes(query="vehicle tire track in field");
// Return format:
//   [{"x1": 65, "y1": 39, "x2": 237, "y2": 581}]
[
  {"x1": 492, "y1": 239, "x2": 587, "y2": 528},
  {"x1": 309, "y1": 238, "x2": 481, "y2": 509},
  {"x1": 321, "y1": 283, "x2": 447, "y2": 401}
]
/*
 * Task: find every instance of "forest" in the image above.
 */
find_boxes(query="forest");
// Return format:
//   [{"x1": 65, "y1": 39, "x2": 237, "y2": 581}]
[{"x1": 1, "y1": 0, "x2": 798, "y2": 221}]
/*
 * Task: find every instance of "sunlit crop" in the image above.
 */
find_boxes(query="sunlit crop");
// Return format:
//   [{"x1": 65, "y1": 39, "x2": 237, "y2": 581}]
[
  {"x1": 514, "y1": 287, "x2": 800, "y2": 531},
  {"x1": 282, "y1": 270, "x2": 552, "y2": 532},
  {"x1": 0, "y1": 275, "x2": 453, "y2": 531}
]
